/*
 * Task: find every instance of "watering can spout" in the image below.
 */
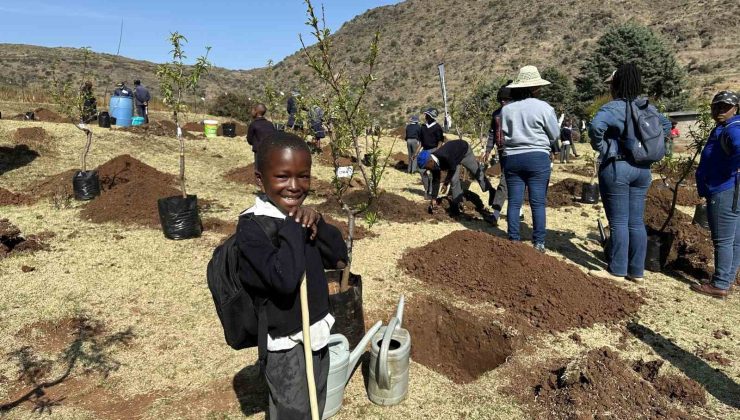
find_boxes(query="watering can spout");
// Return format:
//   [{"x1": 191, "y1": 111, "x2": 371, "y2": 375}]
[
  {"x1": 395, "y1": 295, "x2": 405, "y2": 328},
  {"x1": 347, "y1": 321, "x2": 382, "y2": 381}
]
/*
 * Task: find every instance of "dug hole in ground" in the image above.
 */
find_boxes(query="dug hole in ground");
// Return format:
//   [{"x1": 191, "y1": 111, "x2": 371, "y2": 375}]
[{"x1": 0, "y1": 115, "x2": 738, "y2": 419}]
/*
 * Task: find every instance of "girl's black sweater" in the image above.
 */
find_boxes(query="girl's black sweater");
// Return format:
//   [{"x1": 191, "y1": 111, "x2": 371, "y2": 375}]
[{"x1": 236, "y1": 216, "x2": 348, "y2": 338}]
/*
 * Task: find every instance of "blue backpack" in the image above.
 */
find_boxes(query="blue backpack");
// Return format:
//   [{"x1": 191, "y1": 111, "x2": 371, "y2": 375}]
[{"x1": 620, "y1": 99, "x2": 666, "y2": 165}]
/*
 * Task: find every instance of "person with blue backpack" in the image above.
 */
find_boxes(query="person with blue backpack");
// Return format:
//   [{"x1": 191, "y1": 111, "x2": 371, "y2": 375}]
[
  {"x1": 588, "y1": 63, "x2": 671, "y2": 282},
  {"x1": 691, "y1": 90, "x2": 740, "y2": 299}
]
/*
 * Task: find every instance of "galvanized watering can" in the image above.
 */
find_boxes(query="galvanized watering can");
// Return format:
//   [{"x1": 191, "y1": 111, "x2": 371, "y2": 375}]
[
  {"x1": 367, "y1": 295, "x2": 410, "y2": 406},
  {"x1": 323, "y1": 320, "x2": 383, "y2": 419}
]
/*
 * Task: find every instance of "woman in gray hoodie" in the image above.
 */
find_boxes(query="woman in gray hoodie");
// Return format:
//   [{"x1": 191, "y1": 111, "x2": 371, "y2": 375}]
[{"x1": 501, "y1": 66, "x2": 560, "y2": 252}]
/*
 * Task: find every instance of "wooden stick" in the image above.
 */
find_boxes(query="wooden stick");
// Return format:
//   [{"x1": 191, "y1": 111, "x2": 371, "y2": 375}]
[{"x1": 299, "y1": 272, "x2": 319, "y2": 420}]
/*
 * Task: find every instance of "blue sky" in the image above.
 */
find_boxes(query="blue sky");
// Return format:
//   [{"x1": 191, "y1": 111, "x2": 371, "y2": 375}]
[{"x1": 0, "y1": 0, "x2": 400, "y2": 70}]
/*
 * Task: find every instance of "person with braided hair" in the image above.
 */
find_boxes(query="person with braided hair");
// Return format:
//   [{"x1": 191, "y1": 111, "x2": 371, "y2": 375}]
[{"x1": 588, "y1": 63, "x2": 671, "y2": 282}]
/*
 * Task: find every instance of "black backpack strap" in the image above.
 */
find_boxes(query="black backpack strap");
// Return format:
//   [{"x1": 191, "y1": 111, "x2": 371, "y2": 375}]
[{"x1": 257, "y1": 300, "x2": 268, "y2": 372}]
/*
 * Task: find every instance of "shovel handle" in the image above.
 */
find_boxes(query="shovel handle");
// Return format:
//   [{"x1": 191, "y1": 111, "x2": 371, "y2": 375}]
[
  {"x1": 299, "y1": 273, "x2": 320, "y2": 420},
  {"x1": 378, "y1": 317, "x2": 399, "y2": 389}
]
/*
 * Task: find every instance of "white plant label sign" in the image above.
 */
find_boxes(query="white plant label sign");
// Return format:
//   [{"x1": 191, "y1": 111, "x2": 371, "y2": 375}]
[{"x1": 336, "y1": 166, "x2": 354, "y2": 178}]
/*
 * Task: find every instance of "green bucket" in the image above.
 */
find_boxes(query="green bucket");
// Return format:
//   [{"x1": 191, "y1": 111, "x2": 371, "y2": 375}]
[{"x1": 204, "y1": 120, "x2": 218, "y2": 138}]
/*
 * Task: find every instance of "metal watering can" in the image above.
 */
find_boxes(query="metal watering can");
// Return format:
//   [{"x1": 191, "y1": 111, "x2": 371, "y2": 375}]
[
  {"x1": 367, "y1": 295, "x2": 410, "y2": 406},
  {"x1": 323, "y1": 320, "x2": 383, "y2": 419}
]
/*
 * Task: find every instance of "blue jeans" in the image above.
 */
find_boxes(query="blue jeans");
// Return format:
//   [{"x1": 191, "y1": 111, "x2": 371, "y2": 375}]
[
  {"x1": 504, "y1": 152, "x2": 551, "y2": 244},
  {"x1": 599, "y1": 161, "x2": 651, "y2": 277},
  {"x1": 707, "y1": 186, "x2": 740, "y2": 290}
]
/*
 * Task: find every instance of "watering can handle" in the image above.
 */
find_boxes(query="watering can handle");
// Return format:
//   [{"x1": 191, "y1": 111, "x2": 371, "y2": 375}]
[{"x1": 378, "y1": 317, "x2": 399, "y2": 389}]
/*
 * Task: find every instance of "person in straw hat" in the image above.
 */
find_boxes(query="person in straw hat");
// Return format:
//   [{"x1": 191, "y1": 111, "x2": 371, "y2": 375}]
[{"x1": 501, "y1": 66, "x2": 560, "y2": 253}]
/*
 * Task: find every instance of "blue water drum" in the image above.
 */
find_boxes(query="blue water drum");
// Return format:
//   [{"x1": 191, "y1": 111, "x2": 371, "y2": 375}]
[{"x1": 109, "y1": 96, "x2": 133, "y2": 127}]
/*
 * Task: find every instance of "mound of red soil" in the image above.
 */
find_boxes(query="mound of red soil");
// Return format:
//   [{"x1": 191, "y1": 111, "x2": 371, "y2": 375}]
[
  {"x1": 399, "y1": 230, "x2": 642, "y2": 333},
  {"x1": 547, "y1": 178, "x2": 581, "y2": 208},
  {"x1": 13, "y1": 127, "x2": 47, "y2": 143},
  {"x1": 0, "y1": 187, "x2": 34, "y2": 206},
  {"x1": 563, "y1": 164, "x2": 593, "y2": 178},
  {"x1": 318, "y1": 147, "x2": 353, "y2": 167},
  {"x1": 644, "y1": 195, "x2": 713, "y2": 279},
  {"x1": 508, "y1": 348, "x2": 699, "y2": 419},
  {"x1": 648, "y1": 180, "x2": 702, "y2": 208},
  {"x1": 0, "y1": 219, "x2": 49, "y2": 257},
  {"x1": 317, "y1": 190, "x2": 449, "y2": 224},
  {"x1": 27, "y1": 169, "x2": 77, "y2": 199},
  {"x1": 391, "y1": 152, "x2": 408, "y2": 171},
  {"x1": 223, "y1": 164, "x2": 257, "y2": 185},
  {"x1": 33, "y1": 107, "x2": 66, "y2": 123},
  {"x1": 119, "y1": 120, "x2": 197, "y2": 139},
  {"x1": 632, "y1": 359, "x2": 706, "y2": 407},
  {"x1": 79, "y1": 155, "x2": 179, "y2": 227}
]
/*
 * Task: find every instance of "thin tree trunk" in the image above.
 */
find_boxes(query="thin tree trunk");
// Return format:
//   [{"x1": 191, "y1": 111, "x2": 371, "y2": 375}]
[
  {"x1": 75, "y1": 124, "x2": 92, "y2": 172},
  {"x1": 659, "y1": 147, "x2": 703, "y2": 233},
  {"x1": 340, "y1": 204, "x2": 355, "y2": 292}
]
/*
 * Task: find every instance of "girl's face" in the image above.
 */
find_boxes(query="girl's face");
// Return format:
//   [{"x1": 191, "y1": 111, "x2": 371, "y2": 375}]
[
  {"x1": 711, "y1": 102, "x2": 737, "y2": 124},
  {"x1": 256, "y1": 148, "x2": 312, "y2": 215}
]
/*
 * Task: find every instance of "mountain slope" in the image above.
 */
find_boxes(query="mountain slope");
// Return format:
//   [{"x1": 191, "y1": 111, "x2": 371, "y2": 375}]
[{"x1": 1, "y1": 0, "x2": 738, "y2": 125}]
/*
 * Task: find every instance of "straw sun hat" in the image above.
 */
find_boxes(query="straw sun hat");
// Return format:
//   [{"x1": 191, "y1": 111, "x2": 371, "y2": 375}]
[{"x1": 507, "y1": 65, "x2": 551, "y2": 88}]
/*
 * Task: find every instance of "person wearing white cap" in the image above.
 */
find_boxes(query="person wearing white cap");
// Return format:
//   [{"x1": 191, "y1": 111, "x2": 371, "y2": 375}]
[{"x1": 500, "y1": 66, "x2": 560, "y2": 252}]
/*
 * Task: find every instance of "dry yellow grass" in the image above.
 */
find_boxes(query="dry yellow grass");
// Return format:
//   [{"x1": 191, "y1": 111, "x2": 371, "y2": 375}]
[{"x1": 1, "y1": 117, "x2": 738, "y2": 419}]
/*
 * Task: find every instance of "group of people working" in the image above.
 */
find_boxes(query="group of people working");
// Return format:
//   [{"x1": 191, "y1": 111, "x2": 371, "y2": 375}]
[{"x1": 404, "y1": 63, "x2": 740, "y2": 298}]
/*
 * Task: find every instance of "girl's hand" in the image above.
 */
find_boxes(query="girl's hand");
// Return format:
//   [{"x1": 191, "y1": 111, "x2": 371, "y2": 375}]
[{"x1": 289, "y1": 207, "x2": 321, "y2": 240}]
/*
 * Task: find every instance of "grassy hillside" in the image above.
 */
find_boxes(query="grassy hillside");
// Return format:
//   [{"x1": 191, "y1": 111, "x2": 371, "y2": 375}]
[{"x1": 1, "y1": 0, "x2": 738, "y2": 125}]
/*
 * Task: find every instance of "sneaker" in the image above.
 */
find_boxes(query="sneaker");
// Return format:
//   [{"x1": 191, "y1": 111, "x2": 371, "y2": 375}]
[
  {"x1": 534, "y1": 243, "x2": 546, "y2": 253},
  {"x1": 625, "y1": 275, "x2": 644, "y2": 283},
  {"x1": 588, "y1": 270, "x2": 625, "y2": 281},
  {"x1": 690, "y1": 283, "x2": 728, "y2": 299}
]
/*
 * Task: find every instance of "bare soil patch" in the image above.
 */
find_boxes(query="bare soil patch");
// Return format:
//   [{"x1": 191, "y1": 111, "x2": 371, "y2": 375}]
[
  {"x1": 547, "y1": 178, "x2": 581, "y2": 208},
  {"x1": 507, "y1": 347, "x2": 700, "y2": 419},
  {"x1": 223, "y1": 163, "x2": 257, "y2": 185},
  {"x1": 317, "y1": 190, "x2": 449, "y2": 224},
  {"x1": 15, "y1": 316, "x2": 104, "y2": 355},
  {"x1": 119, "y1": 120, "x2": 197, "y2": 139},
  {"x1": 12, "y1": 126, "x2": 47, "y2": 144},
  {"x1": 486, "y1": 164, "x2": 502, "y2": 177},
  {"x1": 0, "y1": 187, "x2": 34, "y2": 206},
  {"x1": 404, "y1": 296, "x2": 516, "y2": 384},
  {"x1": 0, "y1": 219, "x2": 48, "y2": 258},
  {"x1": 399, "y1": 230, "x2": 642, "y2": 334},
  {"x1": 321, "y1": 214, "x2": 376, "y2": 241},
  {"x1": 79, "y1": 155, "x2": 179, "y2": 227},
  {"x1": 318, "y1": 146, "x2": 353, "y2": 167},
  {"x1": 644, "y1": 195, "x2": 713, "y2": 279},
  {"x1": 563, "y1": 164, "x2": 593, "y2": 178},
  {"x1": 648, "y1": 179, "x2": 702, "y2": 207}
]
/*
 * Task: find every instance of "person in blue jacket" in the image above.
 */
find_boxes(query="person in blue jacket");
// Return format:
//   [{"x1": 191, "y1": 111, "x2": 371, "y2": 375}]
[
  {"x1": 588, "y1": 63, "x2": 671, "y2": 282},
  {"x1": 691, "y1": 90, "x2": 740, "y2": 299}
]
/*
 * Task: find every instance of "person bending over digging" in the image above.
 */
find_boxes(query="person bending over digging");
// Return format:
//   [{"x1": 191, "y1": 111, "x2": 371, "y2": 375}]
[
  {"x1": 237, "y1": 131, "x2": 348, "y2": 418},
  {"x1": 417, "y1": 139, "x2": 495, "y2": 218}
]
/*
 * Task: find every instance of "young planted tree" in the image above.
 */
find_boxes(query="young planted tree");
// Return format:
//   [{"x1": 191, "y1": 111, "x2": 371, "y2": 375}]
[
  {"x1": 50, "y1": 47, "x2": 100, "y2": 200},
  {"x1": 156, "y1": 32, "x2": 211, "y2": 198},
  {"x1": 451, "y1": 78, "x2": 499, "y2": 148},
  {"x1": 299, "y1": 0, "x2": 389, "y2": 289},
  {"x1": 655, "y1": 105, "x2": 713, "y2": 233},
  {"x1": 155, "y1": 32, "x2": 211, "y2": 240}
]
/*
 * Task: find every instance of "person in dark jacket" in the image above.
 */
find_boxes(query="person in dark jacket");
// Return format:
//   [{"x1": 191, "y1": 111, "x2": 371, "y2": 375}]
[
  {"x1": 417, "y1": 139, "x2": 494, "y2": 216},
  {"x1": 560, "y1": 119, "x2": 573, "y2": 163},
  {"x1": 588, "y1": 63, "x2": 671, "y2": 281},
  {"x1": 247, "y1": 103, "x2": 278, "y2": 158},
  {"x1": 237, "y1": 131, "x2": 348, "y2": 419},
  {"x1": 404, "y1": 115, "x2": 422, "y2": 173},
  {"x1": 417, "y1": 108, "x2": 445, "y2": 197},
  {"x1": 286, "y1": 91, "x2": 303, "y2": 131},
  {"x1": 113, "y1": 81, "x2": 132, "y2": 97},
  {"x1": 483, "y1": 82, "x2": 512, "y2": 224},
  {"x1": 133, "y1": 80, "x2": 151, "y2": 123},
  {"x1": 691, "y1": 90, "x2": 740, "y2": 299},
  {"x1": 309, "y1": 105, "x2": 325, "y2": 151}
]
